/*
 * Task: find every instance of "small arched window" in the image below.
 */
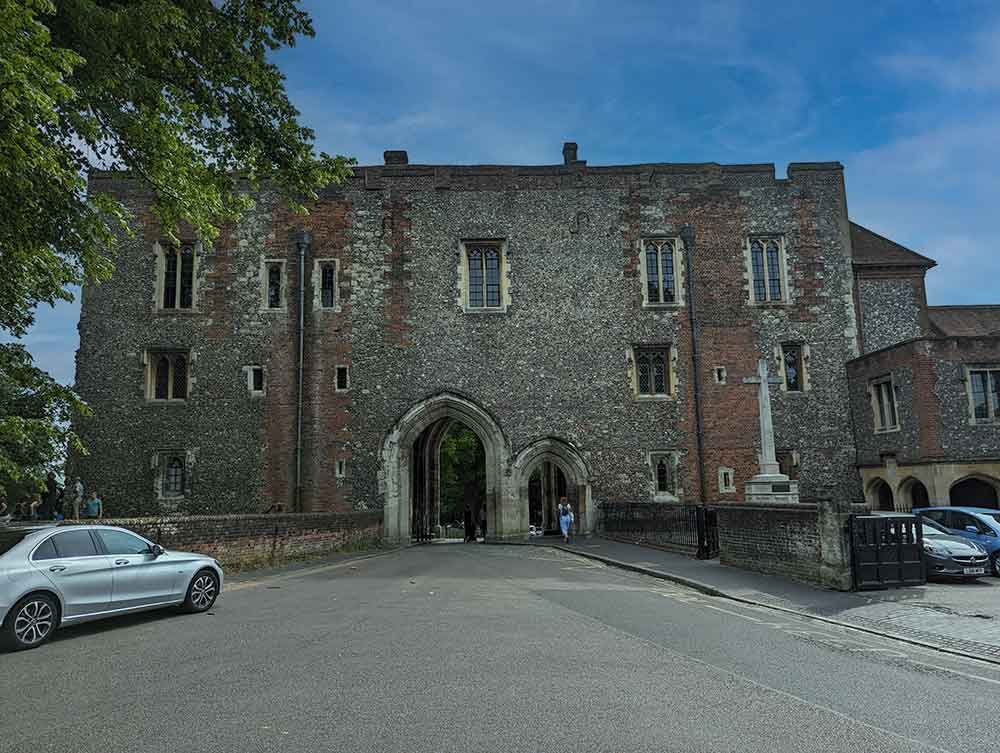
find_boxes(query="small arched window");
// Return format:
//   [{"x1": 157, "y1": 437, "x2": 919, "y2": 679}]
[
  {"x1": 148, "y1": 351, "x2": 190, "y2": 401},
  {"x1": 164, "y1": 457, "x2": 185, "y2": 496}
]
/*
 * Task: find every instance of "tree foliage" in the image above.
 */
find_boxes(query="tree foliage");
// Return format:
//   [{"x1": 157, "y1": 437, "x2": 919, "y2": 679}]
[
  {"x1": 0, "y1": 0, "x2": 352, "y2": 489},
  {"x1": 438, "y1": 426, "x2": 485, "y2": 525}
]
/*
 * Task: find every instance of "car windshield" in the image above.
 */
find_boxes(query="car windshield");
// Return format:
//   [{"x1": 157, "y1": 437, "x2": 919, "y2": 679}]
[
  {"x1": 919, "y1": 519, "x2": 949, "y2": 538},
  {"x1": 0, "y1": 530, "x2": 31, "y2": 557},
  {"x1": 982, "y1": 513, "x2": 1000, "y2": 528}
]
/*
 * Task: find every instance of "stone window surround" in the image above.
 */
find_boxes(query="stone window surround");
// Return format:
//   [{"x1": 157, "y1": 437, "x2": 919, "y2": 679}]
[
  {"x1": 153, "y1": 240, "x2": 202, "y2": 313},
  {"x1": 743, "y1": 234, "x2": 791, "y2": 306},
  {"x1": 143, "y1": 349, "x2": 192, "y2": 403},
  {"x1": 151, "y1": 448, "x2": 196, "y2": 504},
  {"x1": 637, "y1": 237, "x2": 687, "y2": 308},
  {"x1": 456, "y1": 239, "x2": 512, "y2": 314},
  {"x1": 774, "y1": 341, "x2": 811, "y2": 392},
  {"x1": 647, "y1": 450, "x2": 683, "y2": 503},
  {"x1": 313, "y1": 257, "x2": 341, "y2": 312},
  {"x1": 718, "y1": 466, "x2": 736, "y2": 494},
  {"x1": 335, "y1": 365, "x2": 350, "y2": 392},
  {"x1": 869, "y1": 374, "x2": 900, "y2": 434},
  {"x1": 335, "y1": 459, "x2": 347, "y2": 479},
  {"x1": 244, "y1": 365, "x2": 266, "y2": 397},
  {"x1": 628, "y1": 344, "x2": 679, "y2": 400},
  {"x1": 963, "y1": 365, "x2": 1000, "y2": 425},
  {"x1": 713, "y1": 366, "x2": 727, "y2": 385},
  {"x1": 260, "y1": 257, "x2": 288, "y2": 311}
]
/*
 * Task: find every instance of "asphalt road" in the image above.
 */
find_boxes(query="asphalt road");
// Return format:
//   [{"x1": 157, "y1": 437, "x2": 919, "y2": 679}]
[{"x1": 3, "y1": 544, "x2": 1000, "y2": 753}]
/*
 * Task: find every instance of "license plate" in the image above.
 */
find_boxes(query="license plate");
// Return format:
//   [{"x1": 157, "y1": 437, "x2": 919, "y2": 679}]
[{"x1": 964, "y1": 567, "x2": 985, "y2": 575}]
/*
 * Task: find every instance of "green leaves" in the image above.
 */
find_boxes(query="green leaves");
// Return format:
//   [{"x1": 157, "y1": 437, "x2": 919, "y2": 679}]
[
  {"x1": 0, "y1": 1, "x2": 352, "y2": 490},
  {"x1": 0, "y1": 344, "x2": 89, "y2": 491}
]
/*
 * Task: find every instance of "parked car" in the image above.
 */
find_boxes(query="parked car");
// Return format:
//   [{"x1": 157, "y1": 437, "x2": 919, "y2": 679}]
[
  {"x1": 917, "y1": 517, "x2": 990, "y2": 580},
  {"x1": 915, "y1": 507, "x2": 1000, "y2": 577},
  {"x1": 0, "y1": 525, "x2": 223, "y2": 651}
]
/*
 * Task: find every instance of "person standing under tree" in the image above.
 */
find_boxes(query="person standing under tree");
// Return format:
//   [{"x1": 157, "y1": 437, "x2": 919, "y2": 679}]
[
  {"x1": 463, "y1": 503, "x2": 475, "y2": 543},
  {"x1": 479, "y1": 505, "x2": 487, "y2": 542},
  {"x1": 82, "y1": 491, "x2": 103, "y2": 519}
]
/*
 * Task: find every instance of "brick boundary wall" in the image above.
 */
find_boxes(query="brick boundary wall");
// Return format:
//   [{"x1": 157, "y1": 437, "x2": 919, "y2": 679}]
[
  {"x1": 65, "y1": 512, "x2": 383, "y2": 570},
  {"x1": 712, "y1": 501, "x2": 868, "y2": 590},
  {"x1": 713, "y1": 503, "x2": 823, "y2": 584}
]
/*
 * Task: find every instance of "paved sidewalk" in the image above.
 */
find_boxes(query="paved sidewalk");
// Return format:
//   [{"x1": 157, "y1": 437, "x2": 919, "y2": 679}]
[{"x1": 533, "y1": 535, "x2": 1000, "y2": 662}]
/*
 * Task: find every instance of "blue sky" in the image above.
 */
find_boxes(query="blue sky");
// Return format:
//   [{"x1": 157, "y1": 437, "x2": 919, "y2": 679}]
[{"x1": 9, "y1": 0, "x2": 997, "y2": 385}]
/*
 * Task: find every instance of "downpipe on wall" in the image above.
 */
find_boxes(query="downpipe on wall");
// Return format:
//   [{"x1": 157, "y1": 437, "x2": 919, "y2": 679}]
[
  {"x1": 294, "y1": 230, "x2": 312, "y2": 513},
  {"x1": 680, "y1": 224, "x2": 709, "y2": 504}
]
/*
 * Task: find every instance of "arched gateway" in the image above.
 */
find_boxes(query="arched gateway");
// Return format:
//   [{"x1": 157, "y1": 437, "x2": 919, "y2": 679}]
[{"x1": 379, "y1": 393, "x2": 593, "y2": 544}]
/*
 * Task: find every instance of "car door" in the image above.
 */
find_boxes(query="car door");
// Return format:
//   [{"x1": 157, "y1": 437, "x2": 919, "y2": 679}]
[
  {"x1": 33, "y1": 530, "x2": 113, "y2": 618},
  {"x1": 95, "y1": 529, "x2": 180, "y2": 609}
]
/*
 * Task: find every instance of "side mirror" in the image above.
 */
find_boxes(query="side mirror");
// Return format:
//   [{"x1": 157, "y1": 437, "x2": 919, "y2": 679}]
[
  {"x1": 965, "y1": 526, "x2": 979, "y2": 534},
  {"x1": 150, "y1": 544, "x2": 165, "y2": 557}
]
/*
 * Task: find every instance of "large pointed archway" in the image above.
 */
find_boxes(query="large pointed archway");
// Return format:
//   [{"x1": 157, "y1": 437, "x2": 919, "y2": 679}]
[{"x1": 380, "y1": 393, "x2": 512, "y2": 544}]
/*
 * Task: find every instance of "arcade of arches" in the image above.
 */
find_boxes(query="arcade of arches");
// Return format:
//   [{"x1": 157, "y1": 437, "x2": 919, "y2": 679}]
[
  {"x1": 863, "y1": 466, "x2": 1000, "y2": 512},
  {"x1": 380, "y1": 394, "x2": 594, "y2": 544}
]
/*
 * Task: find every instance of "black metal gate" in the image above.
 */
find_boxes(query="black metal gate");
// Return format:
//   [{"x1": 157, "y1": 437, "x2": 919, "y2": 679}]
[
  {"x1": 850, "y1": 514, "x2": 925, "y2": 590},
  {"x1": 598, "y1": 503, "x2": 719, "y2": 559}
]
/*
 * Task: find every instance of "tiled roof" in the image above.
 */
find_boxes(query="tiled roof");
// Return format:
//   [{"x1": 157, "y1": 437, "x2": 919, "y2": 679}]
[
  {"x1": 928, "y1": 306, "x2": 1000, "y2": 337},
  {"x1": 850, "y1": 222, "x2": 936, "y2": 268}
]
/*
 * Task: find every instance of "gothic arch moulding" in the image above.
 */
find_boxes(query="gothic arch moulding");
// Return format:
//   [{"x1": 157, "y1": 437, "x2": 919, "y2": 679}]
[
  {"x1": 379, "y1": 392, "x2": 512, "y2": 543},
  {"x1": 512, "y1": 437, "x2": 594, "y2": 534}
]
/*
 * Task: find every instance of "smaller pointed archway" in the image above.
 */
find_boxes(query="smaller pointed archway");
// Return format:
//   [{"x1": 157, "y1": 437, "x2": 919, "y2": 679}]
[
  {"x1": 513, "y1": 437, "x2": 593, "y2": 535},
  {"x1": 950, "y1": 476, "x2": 1000, "y2": 509}
]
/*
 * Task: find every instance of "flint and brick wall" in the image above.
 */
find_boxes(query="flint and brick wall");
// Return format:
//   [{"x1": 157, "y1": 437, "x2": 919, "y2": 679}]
[
  {"x1": 75, "y1": 154, "x2": 862, "y2": 518},
  {"x1": 714, "y1": 503, "x2": 822, "y2": 583},
  {"x1": 68, "y1": 512, "x2": 382, "y2": 569}
]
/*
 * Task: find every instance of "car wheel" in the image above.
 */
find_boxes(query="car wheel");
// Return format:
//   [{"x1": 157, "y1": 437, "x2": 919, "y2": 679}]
[
  {"x1": 182, "y1": 569, "x2": 219, "y2": 613},
  {"x1": 2, "y1": 594, "x2": 58, "y2": 651},
  {"x1": 993, "y1": 554, "x2": 1000, "y2": 578}
]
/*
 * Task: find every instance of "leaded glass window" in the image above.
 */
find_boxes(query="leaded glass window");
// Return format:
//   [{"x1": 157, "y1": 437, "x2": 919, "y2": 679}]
[
  {"x1": 161, "y1": 245, "x2": 195, "y2": 309},
  {"x1": 635, "y1": 348, "x2": 670, "y2": 396},
  {"x1": 969, "y1": 368, "x2": 1000, "y2": 421},
  {"x1": 650, "y1": 452, "x2": 678, "y2": 498},
  {"x1": 871, "y1": 376, "x2": 898, "y2": 431},
  {"x1": 149, "y1": 352, "x2": 189, "y2": 401},
  {"x1": 749, "y1": 237, "x2": 785, "y2": 302},
  {"x1": 164, "y1": 457, "x2": 184, "y2": 496},
  {"x1": 782, "y1": 344, "x2": 803, "y2": 392},
  {"x1": 643, "y1": 239, "x2": 678, "y2": 304},
  {"x1": 466, "y1": 244, "x2": 503, "y2": 309}
]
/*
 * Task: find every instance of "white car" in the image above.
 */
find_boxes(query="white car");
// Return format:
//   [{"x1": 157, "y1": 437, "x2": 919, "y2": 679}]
[{"x1": 0, "y1": 524, "x2": 223, "y2": 651}]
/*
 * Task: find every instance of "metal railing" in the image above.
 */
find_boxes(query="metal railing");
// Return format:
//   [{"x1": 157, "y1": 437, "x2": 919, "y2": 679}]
[{"x1": 597, "y1": 502, "x2": 719, "y2": 559}]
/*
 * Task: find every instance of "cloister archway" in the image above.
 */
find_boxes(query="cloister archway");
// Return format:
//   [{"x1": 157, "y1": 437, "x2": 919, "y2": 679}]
[
  {"x1": 513, "y1": 437, "x2": 594, "y2": 535},
  {"x1": 380, "y1": 393, "x2": 511, "y2": 544},
  {"x1": 900, "y1": 477, "x2": 930, "y2": 511},
  {"x1": 867, "y1": 478, "x2": 895, "y2": 511},
  {"x1": 950, "y1": 476, "x2": 1000, "y2": 509}
]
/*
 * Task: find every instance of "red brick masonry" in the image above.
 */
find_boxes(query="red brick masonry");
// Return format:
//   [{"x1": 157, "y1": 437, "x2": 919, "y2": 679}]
[{"x1": 68, "y1": 512, "x2": 382, "y2": 569}]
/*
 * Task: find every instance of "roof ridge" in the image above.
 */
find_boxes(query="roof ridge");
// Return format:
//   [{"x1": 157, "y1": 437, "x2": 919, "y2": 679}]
[{"x1": 849, "y1": 221, "x2": 937, "y2": 265}]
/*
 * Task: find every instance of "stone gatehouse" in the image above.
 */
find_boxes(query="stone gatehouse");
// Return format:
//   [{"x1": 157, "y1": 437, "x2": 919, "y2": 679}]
[{"x1": 77, "y1": 142, "x2": 959, "y2": 542}]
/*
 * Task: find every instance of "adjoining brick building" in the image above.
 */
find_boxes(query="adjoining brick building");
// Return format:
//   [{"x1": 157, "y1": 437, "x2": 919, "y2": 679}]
[{"x1": 73, "y1": 143, "x2": 996, "y2": 542}]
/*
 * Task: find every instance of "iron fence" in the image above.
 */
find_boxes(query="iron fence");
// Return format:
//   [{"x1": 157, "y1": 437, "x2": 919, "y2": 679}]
[{"x1": 597, "y1": 502, "x2": 719, "y2": 559}]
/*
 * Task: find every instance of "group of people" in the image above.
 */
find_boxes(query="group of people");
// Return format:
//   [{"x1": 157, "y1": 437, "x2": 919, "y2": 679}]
[
  {"x1": 458, "y1": 497, "x2": 576, "y2": 543},
  {"x1": 0, "y1": 473, "x2": 103, "y2": 525}
]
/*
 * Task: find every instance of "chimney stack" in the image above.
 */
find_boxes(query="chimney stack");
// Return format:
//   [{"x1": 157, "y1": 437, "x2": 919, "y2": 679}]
[
  {"x1": 562, "y1": 142, "x2": 578, "y2": 165},
  {"x1": 384, "y1": 150, "x2": 409, "y2": 165}
]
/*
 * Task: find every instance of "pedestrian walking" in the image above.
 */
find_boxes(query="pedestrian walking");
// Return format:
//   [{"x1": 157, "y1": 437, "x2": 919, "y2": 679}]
[
  {"x1": 463, "y1": 503, "x2": 475, "y2": 543},
  {"x1": 479, "y1": 505, "x2": 487, "y2": 542},
  {"x1": 559, "y1": 496, "x2": 574, "y2": 544},
  {"x1": 82, "y1": 491, "x2": 103, "y2": 519}
]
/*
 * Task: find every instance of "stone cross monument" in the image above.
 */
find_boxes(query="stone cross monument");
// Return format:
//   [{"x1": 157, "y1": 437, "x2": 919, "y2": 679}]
[{"x1": 742, "y1": 359, "x2": 800, "y2": 503}]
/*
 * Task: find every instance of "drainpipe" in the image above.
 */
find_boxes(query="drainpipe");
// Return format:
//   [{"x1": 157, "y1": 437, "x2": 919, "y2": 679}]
[
  {"x1": 294, "y1": 230, "x2": 312, "y2": 513},
  {"x1": 680, "y1": 225, "x2": 708, "y2": 504}
]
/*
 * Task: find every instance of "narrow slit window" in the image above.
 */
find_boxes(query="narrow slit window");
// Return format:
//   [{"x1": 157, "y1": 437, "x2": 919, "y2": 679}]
[
  {"x1": 336, "y1": 460, "x2": 347, "y2": 478},
  {"x1": 484, "y1": 249, "x2": 501, "y2": 307},
  {"x1": 655, "y1": 457, "x2": 670, "y2": 493},
  {"x1": 163, "y1": 252, "x2": 178, "y2": 309},
  {"x1": 267, "y1": 264, "x2": 283, "y2": 309},
  {"x1": 782, "y1": 344, "x2": 803, "y2": 392},
  {"x1": 766, "y1": 241, "x2": 782, "y2": 301},
  {"x1": 336, "y1": 366, "x2": 349, "y2": 391},
  {"x1": 164, "y1": 457, "x2": 184, "y2": 496},
  {"x1": 321, "y1": 263, "x2": 336, "y2": 309},
  {"x1": 179, "y1": 248, "x2": 194, "y2": 308},
  {"x1": 251, "y1": 367, "x2": 264, "y2": 393},
  {"x1": 650, "y1": 453, "x2": 678, "y2": 498}
]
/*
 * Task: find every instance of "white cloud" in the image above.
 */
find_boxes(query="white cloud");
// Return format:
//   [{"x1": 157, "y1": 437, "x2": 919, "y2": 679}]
[{"x1": 881, "y1": 22, "x2": 1000, "y2": 92}]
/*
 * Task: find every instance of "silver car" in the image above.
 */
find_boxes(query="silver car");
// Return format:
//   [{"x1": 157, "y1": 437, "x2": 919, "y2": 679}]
[{"x1": 0, "y1": 524, "x2": 223, "y2": 651}]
